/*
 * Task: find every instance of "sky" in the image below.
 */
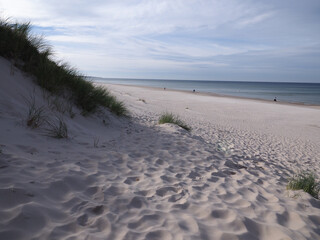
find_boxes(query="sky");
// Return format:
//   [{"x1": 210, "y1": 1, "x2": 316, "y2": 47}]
[{"x1": 0, "y1": 0, "x2": 320, "y2": 82}]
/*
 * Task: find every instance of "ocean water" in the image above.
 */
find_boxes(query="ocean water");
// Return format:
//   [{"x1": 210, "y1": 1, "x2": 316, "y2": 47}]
[{"x1": 91, "y1": 77, "x2": 320, "y2": 105}]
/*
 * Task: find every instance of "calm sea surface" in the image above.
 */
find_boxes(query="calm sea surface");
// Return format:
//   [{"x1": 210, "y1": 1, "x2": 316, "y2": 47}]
[{"x1": 90, "y1": 77, "x2": 320, "y2": 105}]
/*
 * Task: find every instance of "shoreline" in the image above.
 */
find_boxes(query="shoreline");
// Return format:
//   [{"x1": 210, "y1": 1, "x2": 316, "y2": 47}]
[{"x1": 97, "y1": 82, "x2": 320, "y2": 109}]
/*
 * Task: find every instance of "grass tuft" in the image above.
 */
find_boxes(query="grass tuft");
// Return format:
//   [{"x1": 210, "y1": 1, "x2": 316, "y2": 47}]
[
  {"x1": 287, "y1": 171, "x2": 319, "y2": 199},
  {"x1": 25, "y1": 93, "x2": 46, "y2": 128},
  {"x1": 27, "y1": 105, "x2": 46, "y2": 129},
  {"x1": 158, "y1": 112, "x2": 191, "y2": 131},
  {"x1": 45, "y1": 117, "x2": 68, "y2": 139},
  {"x1": 0, "y1": 18, "x2": 127, "y2": 116}
]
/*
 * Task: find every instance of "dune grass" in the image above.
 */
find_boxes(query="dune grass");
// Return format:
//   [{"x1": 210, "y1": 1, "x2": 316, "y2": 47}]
[
  {"x1": 287, "y1": 171, "x2": 319, "y2": 199},
  {"x1": 0, "y1": 19, "x2": 127, "y2": 116},
  {"x1": 158, "y1": 112, "x2": 191, "y2": 131},
  {"x1": 26, "y1": 102, "x2": 46, "y2": 129},
  {"x1": 24, "y1": 93, "x2": 47, "y2": 129},
  {"x1": 45, "y1": 117, "x2": 69, "y2": 139}
]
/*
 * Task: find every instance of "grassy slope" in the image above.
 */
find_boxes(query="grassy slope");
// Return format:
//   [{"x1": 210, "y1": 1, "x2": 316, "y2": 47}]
[{"x1": 0, "y1": 19, "x2": 127, "y2": 116}]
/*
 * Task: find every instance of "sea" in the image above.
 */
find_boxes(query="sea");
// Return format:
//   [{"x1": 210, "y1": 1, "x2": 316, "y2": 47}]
[{"x1": 90, "y1": 77, "x2": 320, "y2": 106}]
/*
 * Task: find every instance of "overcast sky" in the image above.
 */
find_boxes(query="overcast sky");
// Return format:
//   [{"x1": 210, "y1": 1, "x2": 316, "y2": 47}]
[{"x1": 1, "y1": 0, "x2": 320, "y2": 82}]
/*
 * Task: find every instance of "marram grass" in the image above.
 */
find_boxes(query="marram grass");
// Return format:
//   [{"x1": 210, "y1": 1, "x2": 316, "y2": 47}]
[
  {"x1": 287, "y1": 171, "x2": 319, "y2": 199},
  {"x1": 0, "y1": 19, "x2": 127, "y2": 116},
  {"x1": 45, "y1": 117, "x2": 69, "y2": 139},
  {"x1": 158, "y1": 112, "x2": 191, "y2": 131}
]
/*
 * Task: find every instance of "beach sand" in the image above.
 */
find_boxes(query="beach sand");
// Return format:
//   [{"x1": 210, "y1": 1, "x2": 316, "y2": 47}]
[{"x1": 0, "y1": 57, "x2": 320, "y2": 239}]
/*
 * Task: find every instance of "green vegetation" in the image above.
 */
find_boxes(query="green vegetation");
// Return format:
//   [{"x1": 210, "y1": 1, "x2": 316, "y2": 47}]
[
  {"x1": 25, "y1": 94, "x2": 46, "y2": 128},
  {"x1": 45, "y1": 117, "x2": 69, "y2": 139},
  {"x1": 158, "y1": 112, "x2": 191, "y2": 131},
  {"x1": 287, "y1": 171, "x2": 319, "y2": 199},
  {"x1": 0, "y1": 19, "x2": 127, "y2": 116}
]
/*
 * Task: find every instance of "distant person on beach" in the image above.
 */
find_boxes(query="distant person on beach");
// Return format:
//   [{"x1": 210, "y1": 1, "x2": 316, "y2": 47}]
[
  {"x1": 193, "y1": 89, "x2": 195, "y2": 93},
  {"x1": 274, "y1": 97, "x2": 277, "y2": 102},
  {"x1": 164, "y1": 87, "x2": 166, "y2": 90}
]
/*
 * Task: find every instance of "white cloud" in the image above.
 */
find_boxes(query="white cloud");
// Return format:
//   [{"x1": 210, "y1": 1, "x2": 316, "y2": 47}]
[
  {"x1": 0, "y1": 0, "x2": 319, "y2": 81},
  {"x1": 236, "y1": 12, "x2": 274, "y2": 28}
]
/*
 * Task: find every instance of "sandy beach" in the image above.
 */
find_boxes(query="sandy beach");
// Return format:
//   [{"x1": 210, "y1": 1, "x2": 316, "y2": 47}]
[{"x1": 1, "y1": 57, "x2": 320, "y2": 239}]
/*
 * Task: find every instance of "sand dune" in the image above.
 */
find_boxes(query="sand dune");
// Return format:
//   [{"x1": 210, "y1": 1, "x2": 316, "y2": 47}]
[{"x1": 0, "y1": 57, "x2": 320, "y2": 239}]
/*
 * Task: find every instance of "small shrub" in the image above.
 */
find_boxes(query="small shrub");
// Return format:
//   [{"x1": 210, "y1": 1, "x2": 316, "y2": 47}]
[
  {"x1": 45, "y1": 117, "x2": 68, "y2": 139},
  {"x1": 158, "y1": 112, "x2": 191, "y2": 131},
  {"x1": 287, "y1": 171, "x2": 319, "y2": 199}
]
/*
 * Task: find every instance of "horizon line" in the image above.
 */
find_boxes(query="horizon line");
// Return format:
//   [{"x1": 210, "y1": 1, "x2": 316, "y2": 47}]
[{"x1": 88, "y1": 76, "x2": 320, "y2": 84}]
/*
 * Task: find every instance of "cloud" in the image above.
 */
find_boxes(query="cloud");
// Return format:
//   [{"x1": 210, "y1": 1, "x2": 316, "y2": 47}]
[
  {"x1": 236, "y1": 12, "x2": 274, "y2": 28},
  {"x1": 0, "y1": 0, "x2": 319, "y2": 82}
]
